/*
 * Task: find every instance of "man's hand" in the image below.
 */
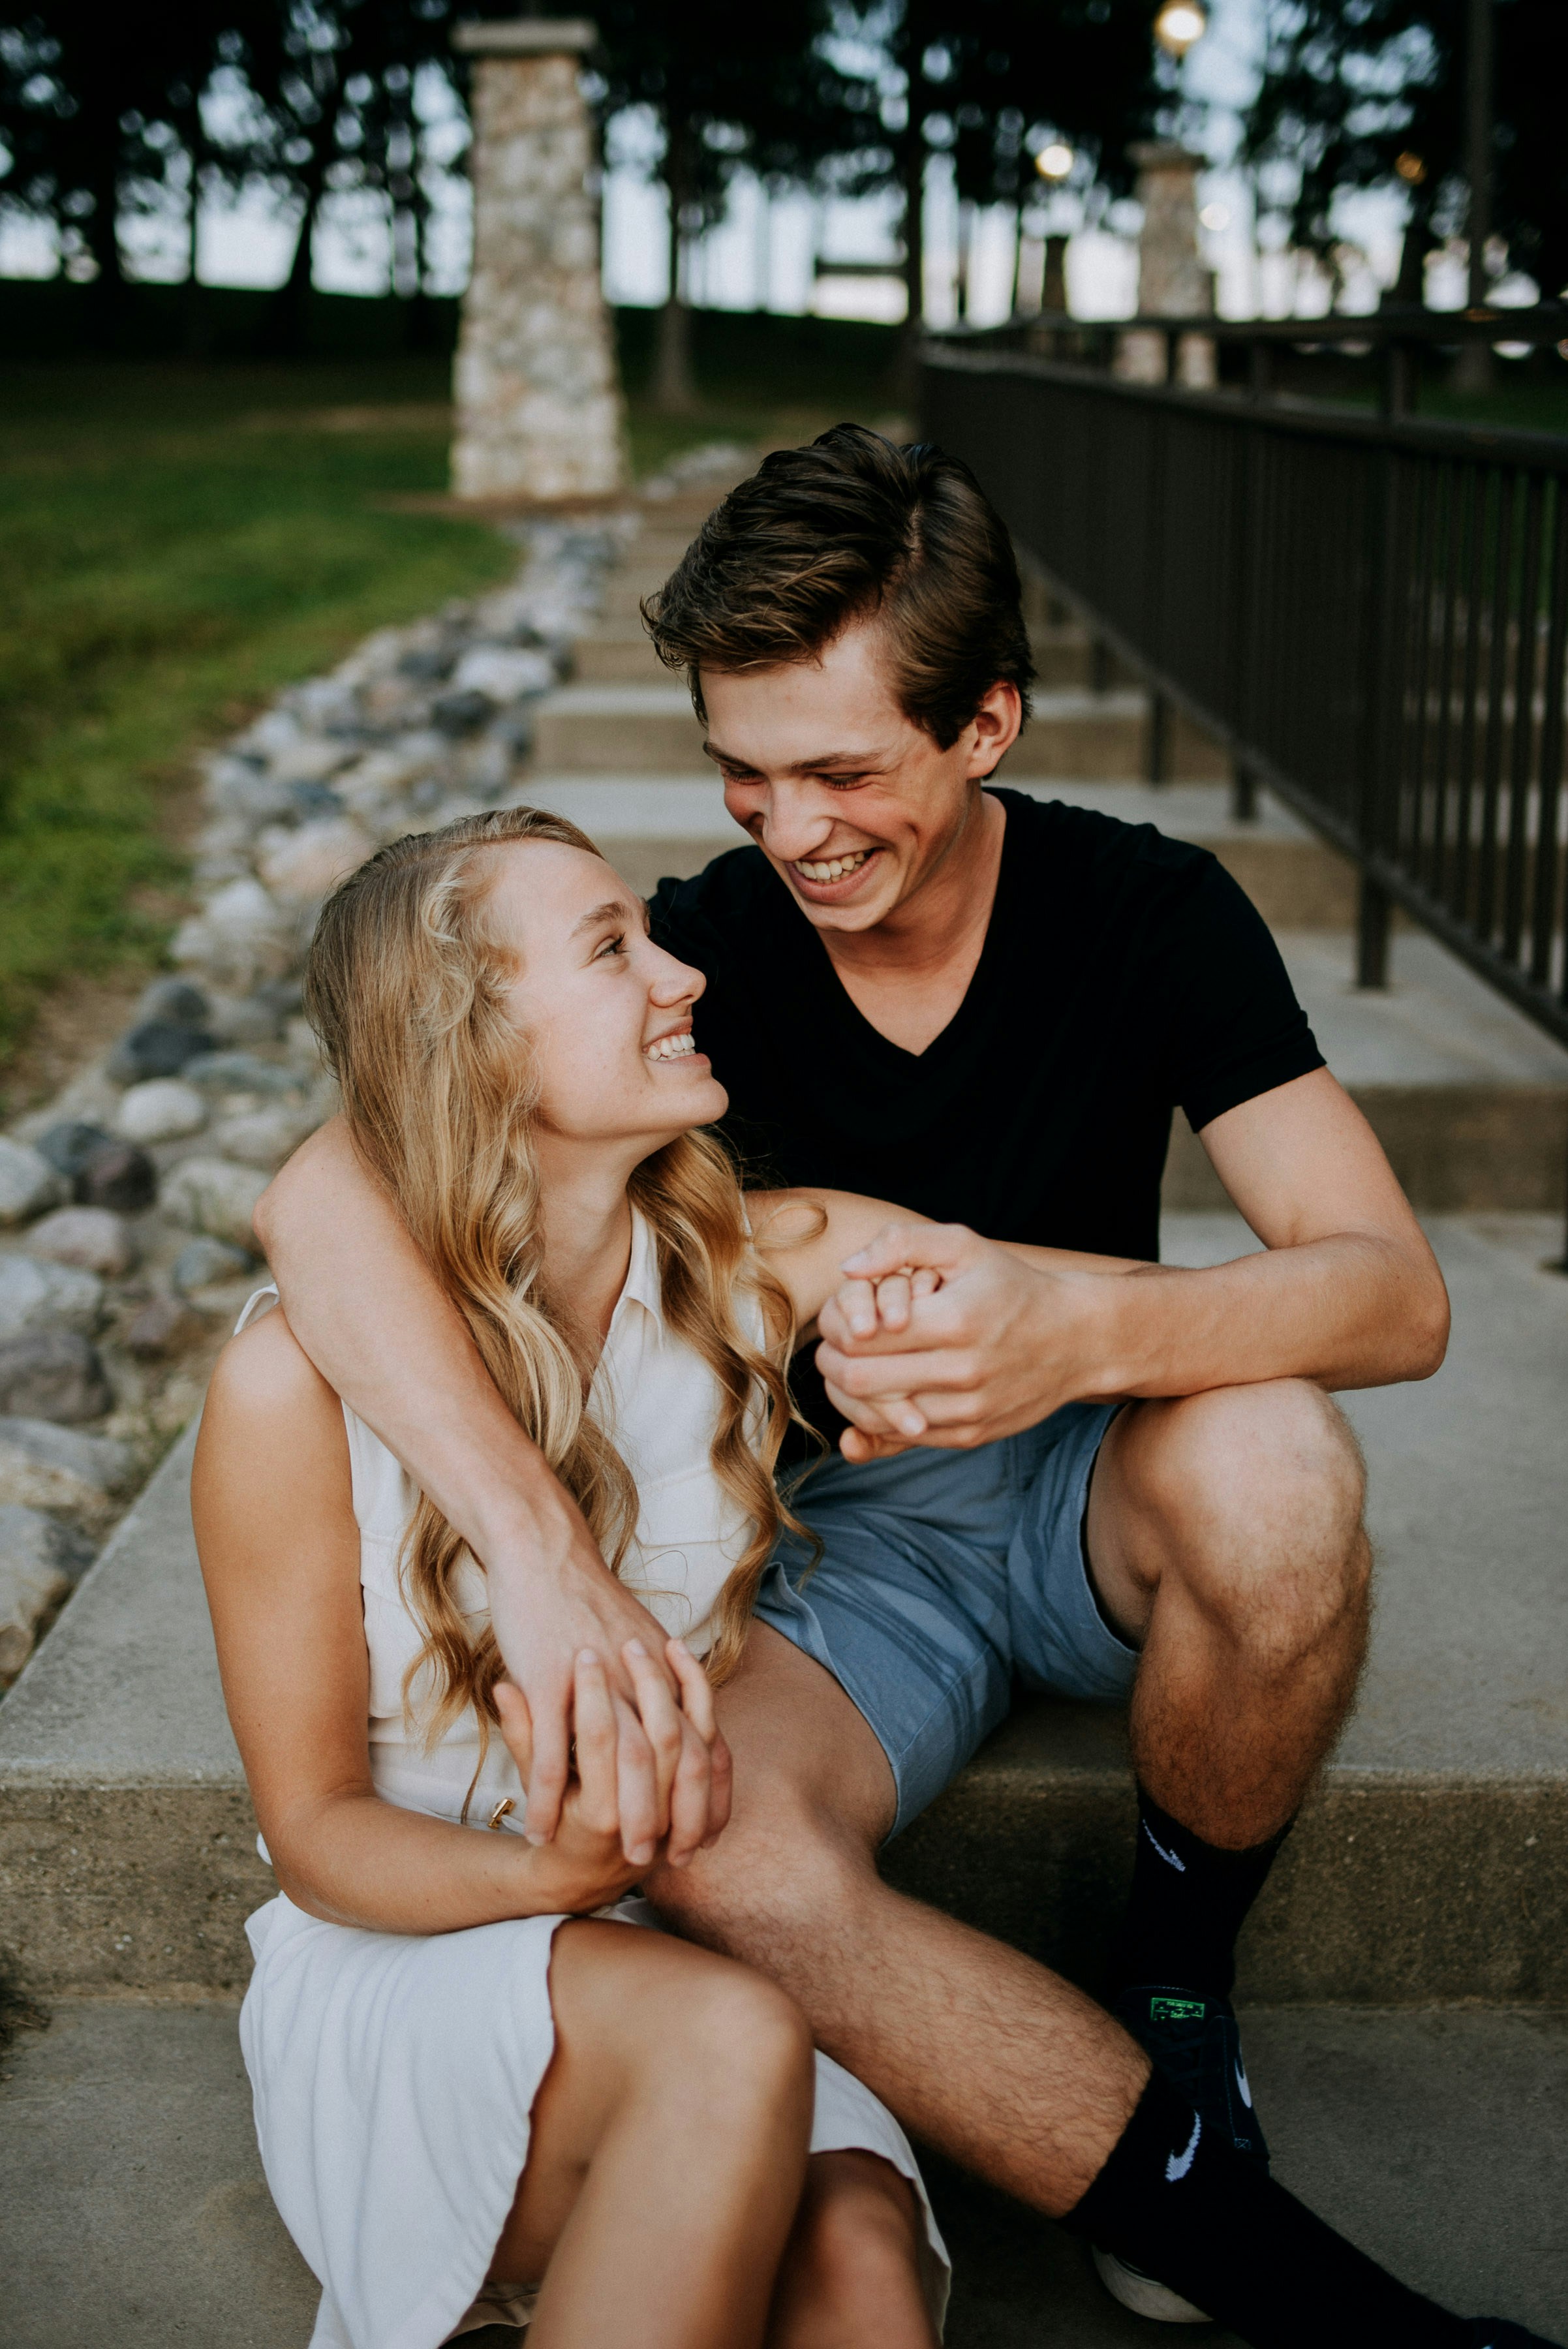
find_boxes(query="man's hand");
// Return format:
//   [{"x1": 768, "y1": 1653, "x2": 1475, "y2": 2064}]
[
  {"x1": 485, "y1": 1495, "x2": 731, "y2": 1869},
  {"x1": 816, "y1": 1221, "x2": 1109, "y2": 1461},
  {"x1": 495, "y1": 1638, "x2": 718, "y2": 1907}
]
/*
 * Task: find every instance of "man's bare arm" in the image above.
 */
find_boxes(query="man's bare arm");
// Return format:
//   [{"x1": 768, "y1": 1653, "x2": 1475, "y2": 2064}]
[
  {"x1": 813, "y1": 1071, "x2": 1450, "y2": 1454},
  {"x1": 254, "y1": 1118, "x2": 730, "y2": 1864}
]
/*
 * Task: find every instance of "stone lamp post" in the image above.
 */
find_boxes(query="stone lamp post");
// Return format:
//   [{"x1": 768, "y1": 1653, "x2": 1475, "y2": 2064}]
[
  {"x1": 451, "y1": 17, "x2": 628, "y2": 504},
  {"x1": 1115, "y1": 143, "x2": 1217, "y2": 390}
]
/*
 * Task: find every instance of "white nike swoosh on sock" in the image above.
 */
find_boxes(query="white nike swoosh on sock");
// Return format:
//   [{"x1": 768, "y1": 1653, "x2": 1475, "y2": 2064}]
[
  {"x1": 1143, "y1": 1820, "x2": 1188, "y2": 1872},
  {"x1": 1235, "y1": 2060, "x2": 1252, "y2": 2110},
  {"x1": 1165, "y1": 2115, "x2": 1203, "y2": 2183}
]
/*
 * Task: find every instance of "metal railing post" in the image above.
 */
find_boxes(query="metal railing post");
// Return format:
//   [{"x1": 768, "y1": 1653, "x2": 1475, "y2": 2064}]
[
  {"x1": 1147, "y1": 692, "x2": 1171, "y2": 786},
  {"x1": 1357, "y1": 874, "x2": 1393, "y2": 988},
  {"x1": 1231, "y1": 756, "x2": 1259, "y2": 821}
]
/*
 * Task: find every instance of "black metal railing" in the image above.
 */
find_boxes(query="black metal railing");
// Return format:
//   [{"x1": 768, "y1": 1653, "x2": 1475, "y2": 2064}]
[
  {"x1": 921, "y1": 326, "x2": 1568, "y2": 1159},
  {"x1": 921, "y1": 316, "x2": 1568, "y2": 1243}
]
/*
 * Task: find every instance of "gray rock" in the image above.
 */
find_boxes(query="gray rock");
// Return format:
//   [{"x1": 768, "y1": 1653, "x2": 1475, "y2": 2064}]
[
  {"x1": 23, "y1": 1207, "x2": 136, "y2": 1278},
  {"x1": 0, "y1": 1330, "x2": 113, "y2": 1424},
  {"x1": 397, "y1": 645, "x2": 455, "y2": 682},
  {"x1": 0, "y1": 1256, "x2": 104, "y2": 1341},
  {"x1": 431, "y1": 687, "x2": 495, "y2": 735},
  {"x1": 115, "y1": 1077, "x2": 207, "y2": 1144},
  {"x1": 0, "y1": 1501, "x2": 95, "y2": 1583},
  {"x1": 106, "y1": 1020, "x2": 217, "y2": 1085},
  {"x1": 75, "y1": 1140, "x2": 158, "y2": 1214},
  {"x1": 136, "y1": 978, "x2": 211, "y2": 1027},
  {"x1": 0, "y1": 1417, "x2": 131, "y2": 1511},
  {"x1": 449, "y1": 644, "x2": 556, "y2": 701},
  {"x1": 210, "y1": 1103, "x2": 320, "y2": 1173},
  {"x1": 123, "y1": 1295, "x2": 204, "y2": 1359},
  {"x1": 159, "y1": 1158, "x2": 269, "y2": 1252},
  {"x1": 34, "y1": 1121, "x2": 117, "y2": 1182},
  {"x1": 0, "y1": 1546, "x2": 71, "y2": 1680},
  {"x1": 206, "y1": 992, "x2": 283, "y2": 1046},
  {"x1": 0, "y1": 1137, "x2": 68, "y2": 1227},
  {"x1": 179, "y1": 1051, "x2": 301, "y2": 1097},
  {"x1": 171, "y1": 1236, "x2": 253, "y2": 1295}
]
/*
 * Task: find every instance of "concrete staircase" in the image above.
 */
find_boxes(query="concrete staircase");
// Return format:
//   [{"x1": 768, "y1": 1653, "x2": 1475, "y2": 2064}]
[{"x1": 3, "y1": 476, "x2": 1567, "y2": 2345}]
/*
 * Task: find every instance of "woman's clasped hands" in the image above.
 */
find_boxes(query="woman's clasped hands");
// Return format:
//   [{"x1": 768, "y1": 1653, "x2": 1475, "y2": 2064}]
[{"x1": 493, "y1": 1636, "x2": 722, "y2": 1908}]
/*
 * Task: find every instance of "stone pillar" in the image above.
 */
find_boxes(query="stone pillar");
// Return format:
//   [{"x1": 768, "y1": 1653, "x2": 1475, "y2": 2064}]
[
  {"x1": 1115, "y1": 142, "x2": 1217, "y2": 390},
  {"x1": 451, "y1": 18, "x2": 628, "y2": 503}
]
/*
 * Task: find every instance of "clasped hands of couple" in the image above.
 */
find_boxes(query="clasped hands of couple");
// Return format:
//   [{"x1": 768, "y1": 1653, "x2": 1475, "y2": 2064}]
[{"x1": 497, "y1": 1218, "x2": 1109, "y2": 1874}]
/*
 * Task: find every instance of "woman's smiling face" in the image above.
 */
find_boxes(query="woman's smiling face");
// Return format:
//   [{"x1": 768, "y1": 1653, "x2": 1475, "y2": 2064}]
[{"x1": 482, "y1": 839, "x2": 728, "y2": 1157}]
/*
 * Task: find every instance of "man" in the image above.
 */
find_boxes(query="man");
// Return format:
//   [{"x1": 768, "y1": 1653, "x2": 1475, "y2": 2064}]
[{"x1": 258, "y1": 428, "x2": 1549, "y2": 2347}]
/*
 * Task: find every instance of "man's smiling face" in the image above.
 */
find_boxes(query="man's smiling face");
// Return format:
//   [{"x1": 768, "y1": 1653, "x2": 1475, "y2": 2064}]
[{"x1": 699, "y1": 619, "x2": 1021, "y2": 934}]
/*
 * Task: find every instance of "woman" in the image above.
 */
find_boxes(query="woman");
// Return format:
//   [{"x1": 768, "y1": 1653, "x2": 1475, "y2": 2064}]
[{"x1": 192, "y1": 806, "x2": 951, "y2": 2349}]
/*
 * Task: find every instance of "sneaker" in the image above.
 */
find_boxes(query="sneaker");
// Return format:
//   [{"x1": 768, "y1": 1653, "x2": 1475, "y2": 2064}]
[
  {"x1": 1092, "y1": 2243, "x2": 1211, "y2": 2324},
  {"x1": 1114, "y1": 1984, "x2": 1269, "y2": 2168}
]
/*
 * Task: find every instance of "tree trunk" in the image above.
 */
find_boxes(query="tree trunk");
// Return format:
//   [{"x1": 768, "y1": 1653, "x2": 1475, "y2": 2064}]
[
  {"x1": 270, "y1": 144, "x2": 329, "y2": 356},
  {"x1": 653, "y1": 112, "x2": 699, "y2": 414}
]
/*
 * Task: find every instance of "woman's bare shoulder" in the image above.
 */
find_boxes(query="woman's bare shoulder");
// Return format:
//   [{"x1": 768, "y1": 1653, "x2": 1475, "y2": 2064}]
[{"x1": 202, "y1": 1302, "x2": 344, "y2": 1451}]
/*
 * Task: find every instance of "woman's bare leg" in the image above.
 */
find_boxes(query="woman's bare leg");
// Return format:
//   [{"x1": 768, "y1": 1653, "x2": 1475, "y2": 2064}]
[
  {"x1": 766, "y1": 2150, "x2": 940, "y2": 2349},
  {"x1": 487, "y1": 1919, "x2": 814, "y2": 2349}
]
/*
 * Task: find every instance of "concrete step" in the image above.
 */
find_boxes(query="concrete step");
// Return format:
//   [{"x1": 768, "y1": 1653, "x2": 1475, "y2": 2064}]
[
  {"x1": 526, "y1": 773, "x2": 1360, "y2": 931},
  {"x1": 1163, "y1": 931, "x2": 1568, "y2": 1214},
  {"x1": 1, "y1": 1218, "x2": 1563, "y2": 2004},
  {"x1": 3, "y1": 1995, "x2": 1564, "y2": 2345},
  {"x1": 570, "y1": 622, "x2": 670, "y2": 686},
  {"x1": 526, "y1": 684, "x2": 1229, "y2": 783}
]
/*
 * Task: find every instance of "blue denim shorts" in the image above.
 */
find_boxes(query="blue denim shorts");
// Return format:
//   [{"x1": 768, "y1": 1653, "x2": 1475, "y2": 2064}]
[{"x1": 754, "y1": 1404, "x2": 1139, "y2": 1837}]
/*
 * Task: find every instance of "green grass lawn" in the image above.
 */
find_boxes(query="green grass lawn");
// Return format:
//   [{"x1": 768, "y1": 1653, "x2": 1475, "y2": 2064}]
[
  {"x1": 0, "y1": 356, "x2": 521, "y2": 1076},
  {"x1": 0, "y1": 337, "x2": 892, "y2": 1087}
]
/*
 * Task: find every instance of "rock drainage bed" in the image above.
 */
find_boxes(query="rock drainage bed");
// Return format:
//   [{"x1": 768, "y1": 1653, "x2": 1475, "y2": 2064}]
[{"x1": 0, "y1": 505, "x2": 655, "y2": 1693}]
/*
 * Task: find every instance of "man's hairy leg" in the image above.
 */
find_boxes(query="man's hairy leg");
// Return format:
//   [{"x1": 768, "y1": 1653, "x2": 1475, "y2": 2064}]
[
  {"x1": 644, "y1": 1625, "x2": 1148, "y2": 2216},
  {"x1": 1088, "y1": 1377, "x2": 1372, "y2": 1849}
]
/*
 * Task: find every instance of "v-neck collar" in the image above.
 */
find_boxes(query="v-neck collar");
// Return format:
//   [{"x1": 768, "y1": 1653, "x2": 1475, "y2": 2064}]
[{"x1": 779, "y1": 791, "x2": 1019, "y2": 1069}]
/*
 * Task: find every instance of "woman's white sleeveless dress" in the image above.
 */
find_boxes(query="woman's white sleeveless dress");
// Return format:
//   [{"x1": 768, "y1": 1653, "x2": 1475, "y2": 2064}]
[{"x1": 235, "y1": 1212, "x2": 949, "y2": 2349}]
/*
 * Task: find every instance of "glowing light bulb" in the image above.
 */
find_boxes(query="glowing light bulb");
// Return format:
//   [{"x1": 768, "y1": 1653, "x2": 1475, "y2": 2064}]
[
  {"x1": 1154, "y1": 1, "x2": 1208, "y2": 57},
  {"x1": 1036, "y1": 141, "x2": 1075, "y2": 182},
  {"x1": 1199, "y1": 202, "x2": 1230, "y2": 232}
]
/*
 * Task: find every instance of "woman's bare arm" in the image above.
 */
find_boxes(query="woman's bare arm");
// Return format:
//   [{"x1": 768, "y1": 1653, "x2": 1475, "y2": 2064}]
[
  {"x1": 254, "y1": 1118, "x2": 728, "y2": 1867},
  {"x1": 191, "y1": 1308, "x2": 671, "y2": 1933}
]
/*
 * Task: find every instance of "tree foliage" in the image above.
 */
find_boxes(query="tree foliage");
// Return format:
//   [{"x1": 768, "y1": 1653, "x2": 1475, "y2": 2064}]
[{"x1": 1244, "y1": 0, "x2": 1567, "y2": 303}]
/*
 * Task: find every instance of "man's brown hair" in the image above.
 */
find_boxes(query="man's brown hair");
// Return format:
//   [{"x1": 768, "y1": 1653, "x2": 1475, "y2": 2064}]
[{"x1": 641, "y1": 423, "x2": 1035, "y2": 749}]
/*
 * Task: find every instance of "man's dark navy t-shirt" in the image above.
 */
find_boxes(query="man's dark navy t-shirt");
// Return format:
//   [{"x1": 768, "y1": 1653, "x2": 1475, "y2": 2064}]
[{"x1": 649, "y1": 787, "x2": 1324, "y2": 1272}]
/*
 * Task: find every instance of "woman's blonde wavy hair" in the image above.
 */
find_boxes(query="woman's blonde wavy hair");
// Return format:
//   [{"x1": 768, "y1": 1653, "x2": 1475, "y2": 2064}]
[{"x1": 303, "y1": 805, "x2": 808, "y2": 1759}]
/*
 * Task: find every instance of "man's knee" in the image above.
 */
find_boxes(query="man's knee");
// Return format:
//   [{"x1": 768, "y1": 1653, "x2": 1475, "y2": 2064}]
[
  {"x1": 647, "y1": 1778, "x2": 880, "y2": 1955},
  {"x1": 1120, "y1": 1379, "x2": 1370, "y2": 1632}
]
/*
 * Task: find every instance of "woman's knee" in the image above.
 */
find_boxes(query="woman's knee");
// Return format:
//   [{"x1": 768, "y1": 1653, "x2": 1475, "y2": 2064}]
[{"x1": 780, "y1": 2152, "x2": 932, "y2": 2333}]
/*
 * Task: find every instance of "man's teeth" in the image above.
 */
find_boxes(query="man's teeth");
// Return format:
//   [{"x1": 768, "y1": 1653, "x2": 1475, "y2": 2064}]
[
  {"x1": 645, "y1": 1032, "x2": 696, "y2": 1062},
  {"x1": 795, "y1": 849, "x2": 872, "y2": 883}
]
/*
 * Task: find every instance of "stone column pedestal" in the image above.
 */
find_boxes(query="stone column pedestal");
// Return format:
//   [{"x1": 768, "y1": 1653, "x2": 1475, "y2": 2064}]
[
  {"x1": 1115, "y1": 142, "x2": 1216, "y2": 390},
  {"x1": 451, "y1": 18, "x2": 628, "y2": 504}
]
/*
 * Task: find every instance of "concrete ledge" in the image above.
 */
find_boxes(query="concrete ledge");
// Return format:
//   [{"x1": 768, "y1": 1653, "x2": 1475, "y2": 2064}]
[
  {"x1": 0, "y1": 1420, "x2": 271, "y2": 1995},
  {"x1": 3, "y1": 1221, "x2": 1562, "y2": 2001},
  {"x1": 887, "y1": 1701, "x2": 1568, "y2": 2005}
]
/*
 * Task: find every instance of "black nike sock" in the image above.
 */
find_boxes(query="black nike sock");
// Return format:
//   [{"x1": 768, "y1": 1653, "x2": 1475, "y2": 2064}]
[
  {"x1": 1066, "y1": 2066, "x2": 1471, "y2": 2349},
  {"x1": 1107, "y1": 1781, "x2": 1292, "y2": 2001}
]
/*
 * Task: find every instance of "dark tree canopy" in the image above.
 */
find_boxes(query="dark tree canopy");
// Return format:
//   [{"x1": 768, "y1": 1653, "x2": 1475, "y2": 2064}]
[{"x1": 1244, "y1": 0, "x2": 1567, "y2": 303}]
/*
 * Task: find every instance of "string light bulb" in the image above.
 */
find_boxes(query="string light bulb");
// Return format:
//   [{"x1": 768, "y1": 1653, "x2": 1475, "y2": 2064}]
[{"x1": 1035, "y1": 140, "x2": 1075, "y2": 181}]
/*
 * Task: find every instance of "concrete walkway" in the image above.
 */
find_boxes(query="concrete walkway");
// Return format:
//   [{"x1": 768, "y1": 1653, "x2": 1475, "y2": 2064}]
[{"x1": 3, "y1": 1995, "x2": 1564, "y2": 2346}]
